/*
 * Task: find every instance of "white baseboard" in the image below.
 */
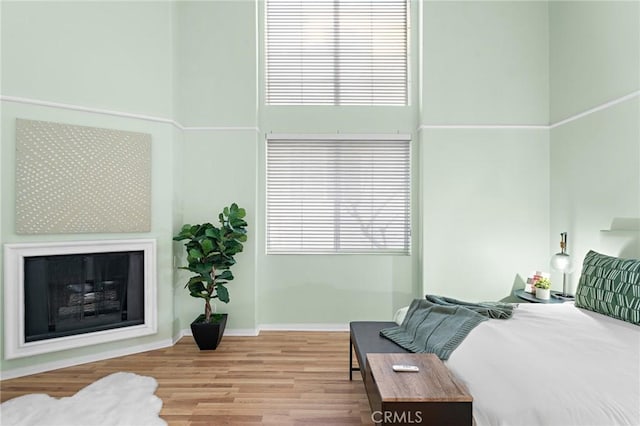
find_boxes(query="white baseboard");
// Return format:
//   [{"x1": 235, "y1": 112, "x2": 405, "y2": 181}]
[
  {"x1": 177, "y1": 324, "x2": 349, "y2": 339},
  {"x1": 0, "y1": 338, "x2": 174, "y2": 381},
  {"x1": 223, "y1": 328, "x2": 260, "y2": 336},
  {"x1": 258, "y1": 323, "x2": 349, "y2": 332},
  {"x1": 178, "y1": 327, "x2": 260, "y2": 338},
  {"x1": 179, "y1": 324, "x2": 350, "y2": 337}
]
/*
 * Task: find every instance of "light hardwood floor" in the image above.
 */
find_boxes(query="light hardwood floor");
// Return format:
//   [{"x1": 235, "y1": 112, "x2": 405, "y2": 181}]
[{"x1": 1, "y1": 331, "x2": 373, "y2": 425}]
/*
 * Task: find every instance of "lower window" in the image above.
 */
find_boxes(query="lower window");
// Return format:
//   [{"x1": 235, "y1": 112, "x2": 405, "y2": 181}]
[{"x1": 266, "y1": 135, "x2": 411, "y2": 254}]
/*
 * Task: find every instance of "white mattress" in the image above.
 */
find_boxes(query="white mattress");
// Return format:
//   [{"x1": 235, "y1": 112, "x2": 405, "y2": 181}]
[{"x1": 445, "y1": 302, "x2": 640, "y2": 426}]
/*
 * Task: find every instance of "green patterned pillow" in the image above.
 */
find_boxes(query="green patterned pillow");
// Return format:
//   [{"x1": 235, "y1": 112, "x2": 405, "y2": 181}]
[{"x1": 575, "y1": 250, "x2": 640, "y2": 325}]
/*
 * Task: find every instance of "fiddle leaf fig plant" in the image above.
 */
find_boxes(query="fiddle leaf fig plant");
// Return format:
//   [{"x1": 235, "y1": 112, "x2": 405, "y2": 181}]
[{"x1": 173, "y1": 203, "x2": 248, "y2": 323}]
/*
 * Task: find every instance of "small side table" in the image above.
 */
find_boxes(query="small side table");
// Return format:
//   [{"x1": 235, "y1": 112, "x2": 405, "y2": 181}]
[{"x1": 514, "y1": 289, "x2": 572, "y2": 304}]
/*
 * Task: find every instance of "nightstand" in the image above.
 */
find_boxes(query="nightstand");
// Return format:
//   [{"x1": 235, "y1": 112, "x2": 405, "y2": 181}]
[{"x1": 514, "y1": 289, "x2": 572, "y2": 304}]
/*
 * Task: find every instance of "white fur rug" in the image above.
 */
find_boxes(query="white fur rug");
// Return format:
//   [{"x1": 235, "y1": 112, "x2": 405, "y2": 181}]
[{"x1": 1, "y1": 372, "x2": 166, "y2": 426}]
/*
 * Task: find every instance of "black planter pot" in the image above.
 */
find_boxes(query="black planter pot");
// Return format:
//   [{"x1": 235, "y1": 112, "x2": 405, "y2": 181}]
[{"x1": 190, "y1": 313, "x2": 228, "y2": 350}]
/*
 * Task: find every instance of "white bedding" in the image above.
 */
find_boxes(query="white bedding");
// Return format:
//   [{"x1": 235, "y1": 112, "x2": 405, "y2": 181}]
[{"x1": 444, "y1": 303, "x2": 640, "y2": 426}]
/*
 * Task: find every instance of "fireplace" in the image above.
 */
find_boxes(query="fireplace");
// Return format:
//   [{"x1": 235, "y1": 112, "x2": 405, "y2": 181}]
[{"x1": 4, "y1": 240, "x2": 157, "y2": 359}]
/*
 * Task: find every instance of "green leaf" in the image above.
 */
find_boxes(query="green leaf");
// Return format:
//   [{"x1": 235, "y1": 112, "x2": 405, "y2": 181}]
[
  {"x1": 188, "y1": 248, "x2": 203, "y2": 260},
  {"x1": 188, "y1": 276, "x2": 204, "y2": 284},
  {"x1": 187, "y1": 280, "x2": 207, "y2": 294},
  {"x1": 189, "y1": 291, "x2": 209, "y2": 299},
  {"x1": 230, "y1": 217, "x2": 248, "y2": 228},
  {"x1": 173, "y1": 224, "x2": 194, "y2": 240},
  {"x1": 201, "y1": 238, "x2": 214, "y2": 255},
  {"x1": 194, "y1": 263, "x2": 212, "y2": 275},
  {"x1": 205, "y1": 227, "x2": 220, "y2": 238},
  {"x1": 216, "y1": 284, "x2": 230, "y2": 303},
  {"x1": 217, "y1": 270, "x2": 233, "y2": 281}
]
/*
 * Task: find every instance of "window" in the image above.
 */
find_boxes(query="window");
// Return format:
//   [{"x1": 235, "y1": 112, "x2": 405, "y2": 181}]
[
  {"x1": 266, "y1": 136, "x2": 411, "y2": 254},
  {"x1": 265, "y1": 0, "x2": 409, "y2": 105}
]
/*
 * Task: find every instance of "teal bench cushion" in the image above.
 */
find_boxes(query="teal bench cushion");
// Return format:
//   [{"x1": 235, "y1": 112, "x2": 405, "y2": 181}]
[{"x1": 575, "y1": 250, "x2": 640, "y2": 325}]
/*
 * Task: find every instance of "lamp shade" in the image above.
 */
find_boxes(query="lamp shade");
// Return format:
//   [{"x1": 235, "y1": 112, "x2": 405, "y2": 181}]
[
  {"x1": 551, "y1": 231, "x2": 575, "y2": 298},
  {"x1": 551, "y1": 252, "x2": 573, "y2": 272}
]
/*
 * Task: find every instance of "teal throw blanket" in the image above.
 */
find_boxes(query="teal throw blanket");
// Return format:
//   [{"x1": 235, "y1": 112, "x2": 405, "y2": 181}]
[{"x1": 380, "y1": 295, "x2": 515, "y2": 360}]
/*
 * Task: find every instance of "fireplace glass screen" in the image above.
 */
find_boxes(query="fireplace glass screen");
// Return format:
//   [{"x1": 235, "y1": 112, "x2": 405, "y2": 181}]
[{"x1": 23, "y1": 251, "x2": 145, "y2": 342}]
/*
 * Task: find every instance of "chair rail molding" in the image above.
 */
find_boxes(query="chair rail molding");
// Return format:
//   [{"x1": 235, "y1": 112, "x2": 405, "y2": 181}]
[
  {"x1": 4, "y1": 90, "x2": 637, "y2": 133},
  {"x1": 0, "y1": 95, "x2": 259, "y2": 132},
  {"x1": 417, "y1": 89, "x2": 640, "y2": 132}
]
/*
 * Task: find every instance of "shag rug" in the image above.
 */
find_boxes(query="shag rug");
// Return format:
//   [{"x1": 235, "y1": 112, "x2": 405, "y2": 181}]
[{"x1": 1, "y1": 372, "x2": 166, "y2": 426}]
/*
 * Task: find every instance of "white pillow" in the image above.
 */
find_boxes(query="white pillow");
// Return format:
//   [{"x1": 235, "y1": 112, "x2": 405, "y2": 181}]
[{"x1": 393, "y1": 305, "x2": 409, "y2": 325}]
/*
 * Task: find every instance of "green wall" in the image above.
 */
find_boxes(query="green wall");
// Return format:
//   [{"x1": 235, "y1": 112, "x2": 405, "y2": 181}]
[
  {"x1": 550, "y1": 1, "x2": 640, "y2": 123},
  {"x1": 174, "y1": 0, "x2": 257, "y2": 128},
  {"x1": 175, "y1": 131, "x2": 258, "y2": 332},
  {"x1": 173, "y1": 0, "x2": 258, "y2": 332},
  {"x1": 420, "y1": 0, "x2": 550, "y2": 301},
  {"x1": 421, "y1": 128, "x2": 549, "y2": 301},
  {"x1": 0, "y1": 1, "x2": 177, "y2": 374},
  {"x1": 421, "y1": 1, "x2": 549, "y2": 125},
  {"x1": 549, "y1": 0, "x2": 640, "y2": 293},
  {"x1": 2, "y1": 1, "x2": 174, "y2": 118}
]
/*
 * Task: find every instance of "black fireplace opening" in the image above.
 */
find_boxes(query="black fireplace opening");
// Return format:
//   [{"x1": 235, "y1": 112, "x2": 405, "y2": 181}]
[{"x1": 24, "y1": 250, "x2": 145, "y2": 343}]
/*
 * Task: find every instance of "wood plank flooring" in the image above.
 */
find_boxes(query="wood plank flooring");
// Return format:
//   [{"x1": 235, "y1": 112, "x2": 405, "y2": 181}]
[{"x1": 1, "y1": 331, "x2": 373, "y2": 425}]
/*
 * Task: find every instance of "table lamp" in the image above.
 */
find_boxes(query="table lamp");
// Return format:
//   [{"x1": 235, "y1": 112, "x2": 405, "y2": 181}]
[{"x1": 550, "y1": 232, "x2": 574, "y2": 299}]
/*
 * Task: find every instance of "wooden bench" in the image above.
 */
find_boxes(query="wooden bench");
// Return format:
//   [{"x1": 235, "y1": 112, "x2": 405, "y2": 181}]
[
  {"x1": 349, "y1": 321, "x2": 409, "y2": 381},
  {"x1": 366, "y1": 353, "x2": 472, "y2": 425},
  {"x1": 350, "y1": 322, "x2": 473, "y2": 425}
]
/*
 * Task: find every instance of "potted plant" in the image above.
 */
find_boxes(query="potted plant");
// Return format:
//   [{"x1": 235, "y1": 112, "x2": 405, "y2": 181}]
[
  {"x1": 173, "y1": 203, "x2": 248, "y2": 350},
  {"x1": 534, "y1": 277, "x2": 551, "y2": 300}
]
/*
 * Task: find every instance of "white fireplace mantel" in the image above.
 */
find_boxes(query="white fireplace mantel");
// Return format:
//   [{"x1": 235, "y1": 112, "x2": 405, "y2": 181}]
[{"x1": 3, "y1": 239, "x2": 157, "y2": 360}]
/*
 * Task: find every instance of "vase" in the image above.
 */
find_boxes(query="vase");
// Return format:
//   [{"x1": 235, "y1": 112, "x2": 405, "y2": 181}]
[
  {"x1": 190, "y1": 313, "x2": 227, "y2": 350},
  {"x1": 535, "y1": 288, "x2": 550, "y2": 300}
]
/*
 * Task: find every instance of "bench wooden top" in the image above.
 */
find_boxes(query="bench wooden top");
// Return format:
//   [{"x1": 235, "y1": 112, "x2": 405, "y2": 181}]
[{"x1": 367, "y1": 353, "x2": 473, "y2": 403}]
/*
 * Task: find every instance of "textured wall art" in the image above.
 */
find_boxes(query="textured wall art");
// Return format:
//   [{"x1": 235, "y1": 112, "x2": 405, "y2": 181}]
[{"x1": 15, "y1": 118, "x2": 152, "y2": 234}]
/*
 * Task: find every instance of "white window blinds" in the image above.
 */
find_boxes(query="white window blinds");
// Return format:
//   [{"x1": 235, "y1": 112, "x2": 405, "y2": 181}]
[
  {"x1": 266, "y1": 136, "x2": 411, "y2": 254},
  {"x1": 265, "y1": 0, "x2": 409, "y2": 105}
]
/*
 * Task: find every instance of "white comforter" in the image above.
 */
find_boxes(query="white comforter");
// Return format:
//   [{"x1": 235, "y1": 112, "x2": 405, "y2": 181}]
[{"x1": 445, "y1": 302, "x2": 640, "y2": 426}]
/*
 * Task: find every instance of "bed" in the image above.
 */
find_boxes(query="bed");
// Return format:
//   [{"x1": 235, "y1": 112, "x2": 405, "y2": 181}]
[
  {"x1": 384, "y1": 250, "x2": 640, "y2": 425},
  {"x1": 446, "y1": 302, "x2": 639, "y2": 426}
]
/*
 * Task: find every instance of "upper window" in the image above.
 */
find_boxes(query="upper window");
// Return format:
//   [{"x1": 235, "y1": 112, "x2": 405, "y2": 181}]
[
  {"x1": 265, "y1": 0, "x2": 409, "y2": 106},
  {"x1": 266, "y1": 136, "x2": 411, "y2": 254}
]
